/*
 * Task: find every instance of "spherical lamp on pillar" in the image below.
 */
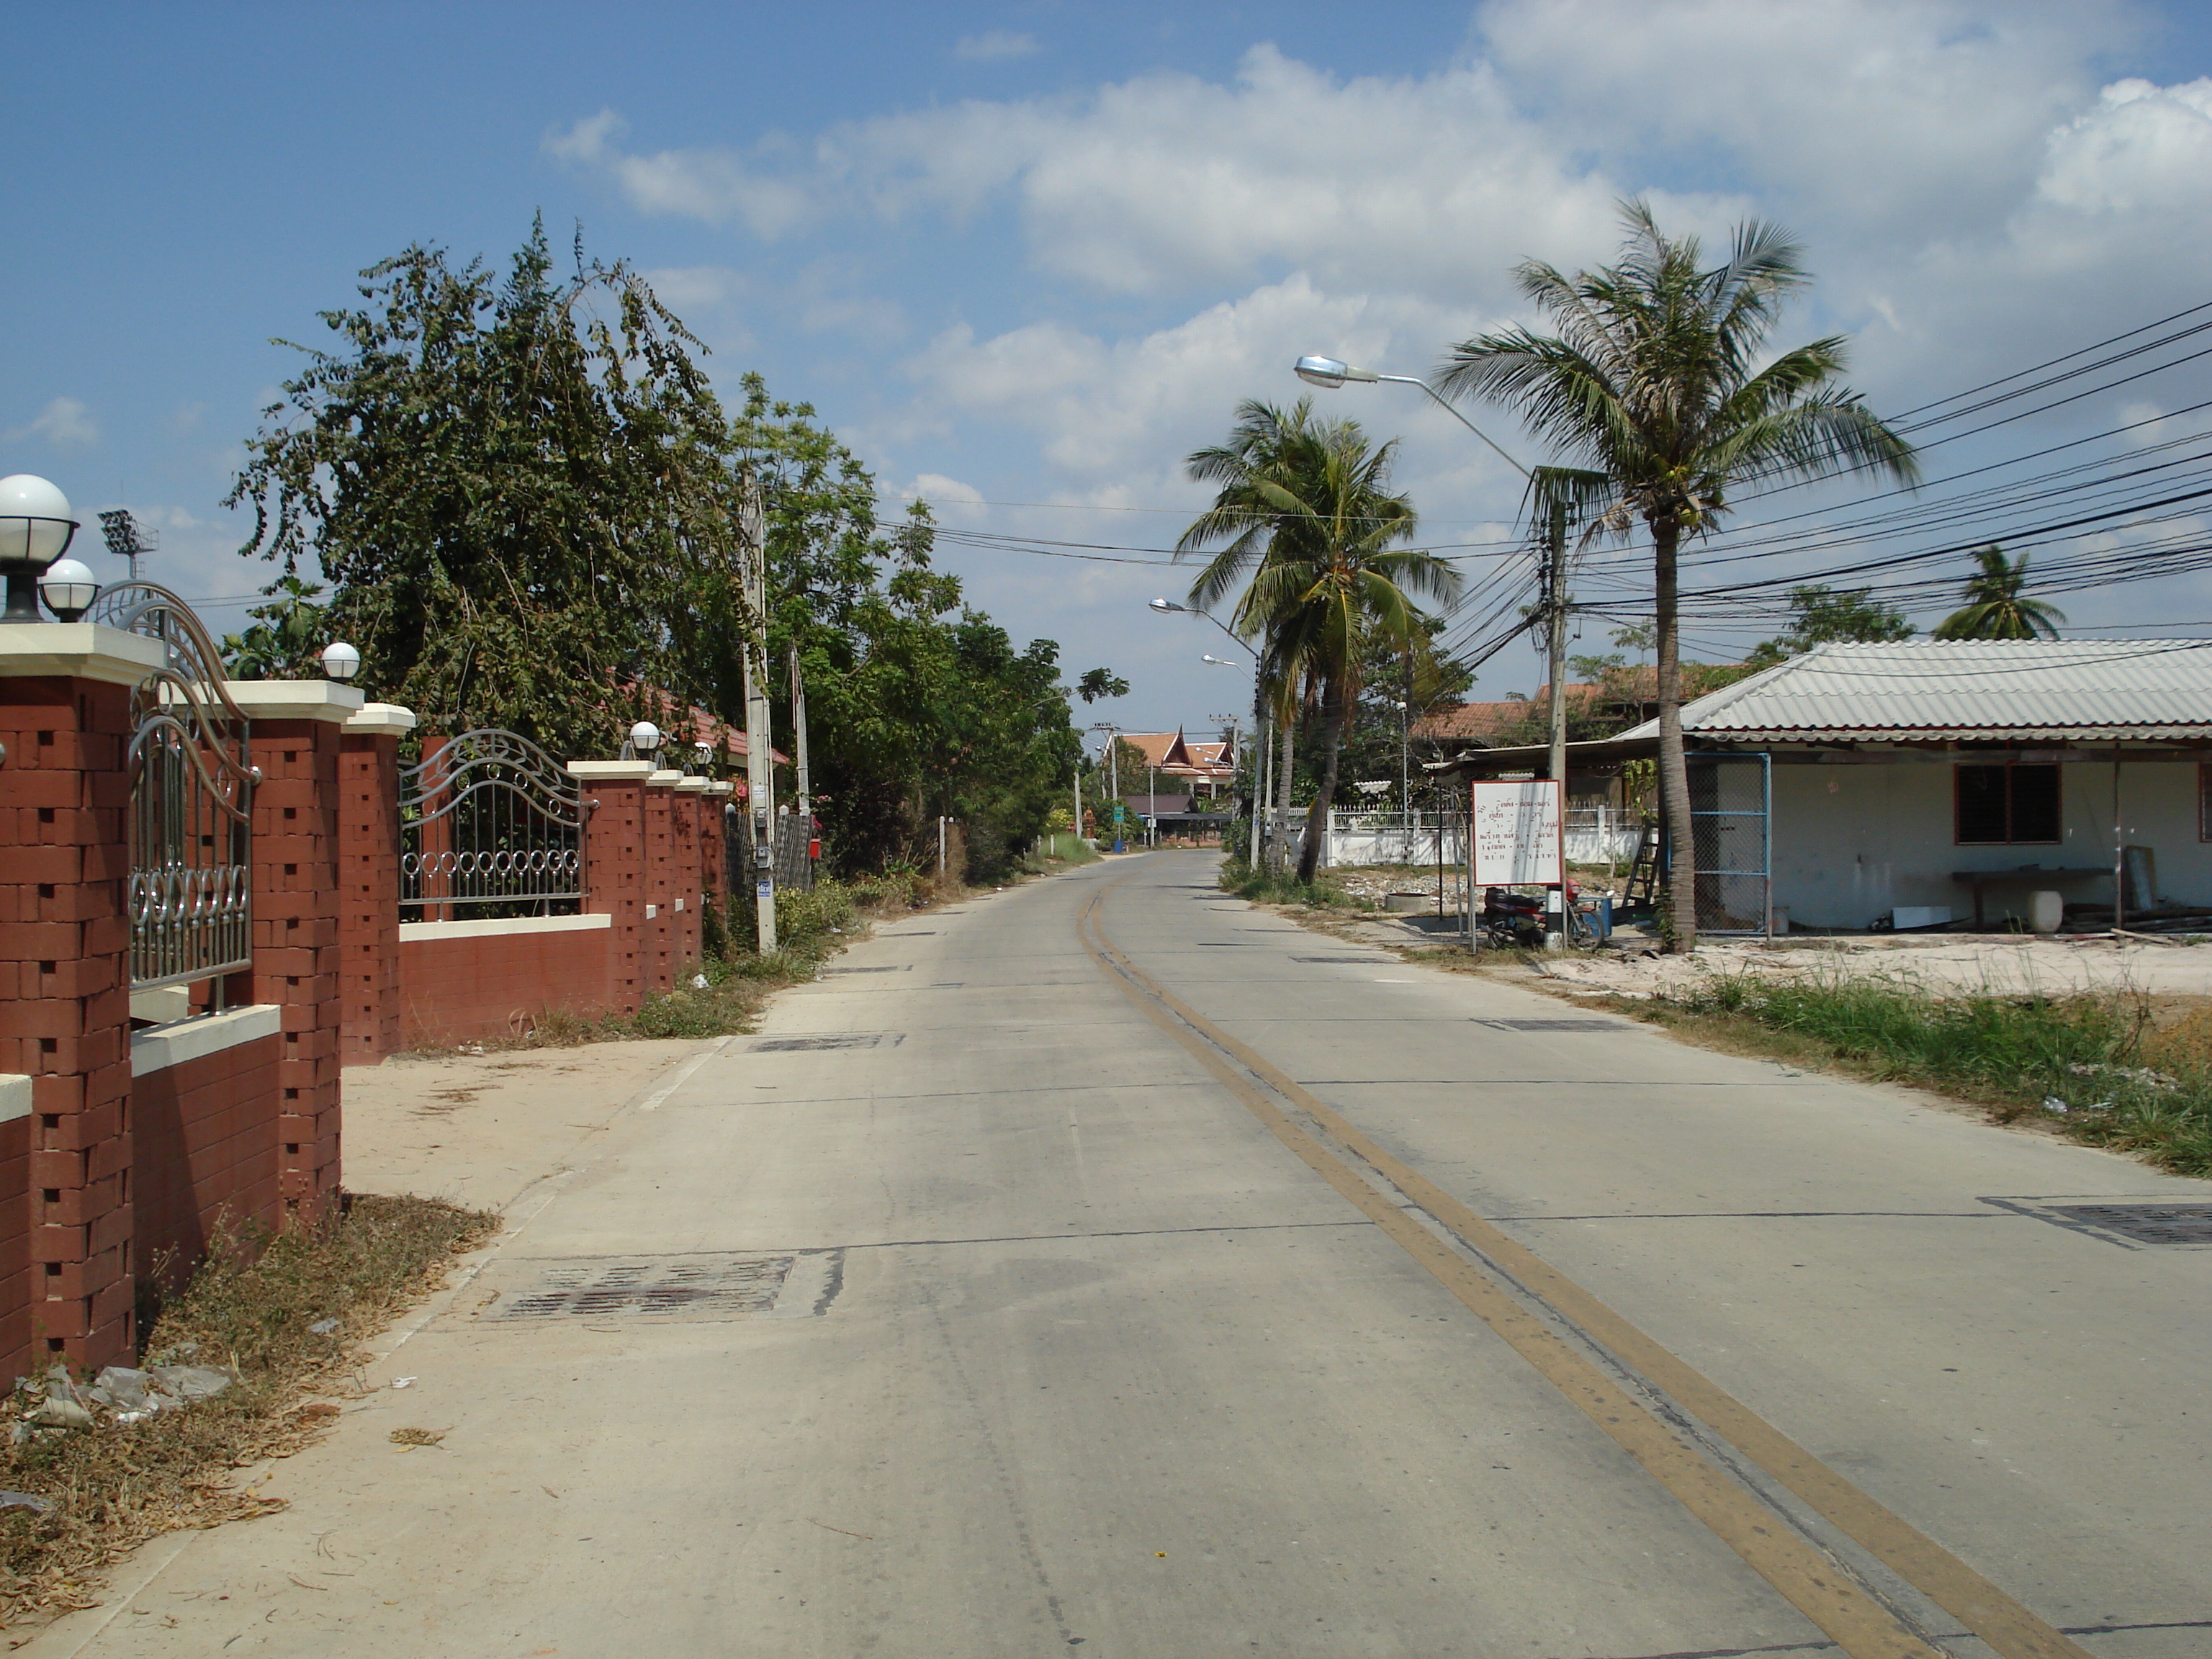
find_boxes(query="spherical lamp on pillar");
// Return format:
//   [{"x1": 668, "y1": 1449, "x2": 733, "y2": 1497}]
[
  {"x1": 0, "y1": 475, "x2": 80, "y2": 623},
  {"x1": 320, "y1": 641, "x2": 361, "y2": 681},
  {"x1": 37, "y1": 557, "x2": 99, "y2": 622},
  {"x1": 624, "y1": 720, "x2": 662, "y2": 761}
]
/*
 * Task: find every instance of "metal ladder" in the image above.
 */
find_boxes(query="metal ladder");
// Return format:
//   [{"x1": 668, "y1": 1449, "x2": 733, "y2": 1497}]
[{"x1": 1621, "y1": 821, "x2": 1661, "y2": 913}]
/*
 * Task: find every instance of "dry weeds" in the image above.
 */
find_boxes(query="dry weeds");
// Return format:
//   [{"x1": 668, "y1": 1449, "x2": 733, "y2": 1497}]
[{"x1": 0, "y1": 1194, "x2": 497, "y2": 1627}]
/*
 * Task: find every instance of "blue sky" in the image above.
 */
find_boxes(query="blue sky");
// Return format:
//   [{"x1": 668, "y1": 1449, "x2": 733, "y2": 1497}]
[{"x1": 9, "y1": 1, "x2": 2212, "y2": 737}]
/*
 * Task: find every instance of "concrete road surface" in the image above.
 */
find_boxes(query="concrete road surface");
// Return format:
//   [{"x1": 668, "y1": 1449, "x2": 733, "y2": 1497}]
[{"x1": 32, "y1": 853, "x2": 2212, "y2": 1658}]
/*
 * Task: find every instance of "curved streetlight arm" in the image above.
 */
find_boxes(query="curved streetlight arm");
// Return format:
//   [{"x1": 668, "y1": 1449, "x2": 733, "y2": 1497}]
[
  {"x1": 1149, "y1": 596, "x2": 1247, "y2": 652},
  {"x1": 1372, "y1": 374, "x2": 1531, "y2": 481},
  {"x1": 1294, "y1": 356, "x2": 1529, "y2": 480}
]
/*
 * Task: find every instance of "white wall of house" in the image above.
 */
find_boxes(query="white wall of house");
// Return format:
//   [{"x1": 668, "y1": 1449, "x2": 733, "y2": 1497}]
[{"x1": 1770, "y1": 755, "x2": 2211, "y2": 928}]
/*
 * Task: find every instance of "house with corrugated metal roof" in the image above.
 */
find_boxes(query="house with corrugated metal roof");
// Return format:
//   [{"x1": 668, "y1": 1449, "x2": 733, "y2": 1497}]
[{"x1": 1439, "y1": 640, "x2": 2212, "y2": 935}]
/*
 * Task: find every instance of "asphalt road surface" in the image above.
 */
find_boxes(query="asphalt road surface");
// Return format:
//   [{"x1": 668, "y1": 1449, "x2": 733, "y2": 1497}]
[{"x1": 44, "y1": 852, "x2": 2212, "y2": 1658}]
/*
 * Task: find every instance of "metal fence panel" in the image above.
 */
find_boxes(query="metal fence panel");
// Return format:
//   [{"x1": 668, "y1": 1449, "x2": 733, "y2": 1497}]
[
  {"x1": 725, "y1": 810, "x2": 814, "y2": 899},
  {"x1": 400, "y1": 729, "x2": 583, "y2": 920},
  {"x1": 89, "y1": 583, "x2": 257, "y2": 992},
  {"x1": 1686, "y1": 752, "x2": 1771, "y2": 936}
]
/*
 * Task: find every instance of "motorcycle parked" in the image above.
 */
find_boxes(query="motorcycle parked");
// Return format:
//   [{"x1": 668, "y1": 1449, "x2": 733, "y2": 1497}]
[{"x1": 1480, "y1": 879, "x2": 1587, "y2": 950}]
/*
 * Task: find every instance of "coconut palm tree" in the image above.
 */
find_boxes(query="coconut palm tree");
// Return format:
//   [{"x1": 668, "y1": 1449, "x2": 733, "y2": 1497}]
[
  {"x1": 1436, "y1": 201, "x2": 1917, "y2": 950},
  {"x1": 1932, "y1": 546, "x2": 2066, "y2": 640},
  {"x1": 1177, "y1": 399, "x2": 1462, "y2": 882}
]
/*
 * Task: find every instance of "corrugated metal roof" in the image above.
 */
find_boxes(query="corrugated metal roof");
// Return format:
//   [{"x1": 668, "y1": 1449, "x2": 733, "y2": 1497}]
[{"x1": 1611, "y1": 640, "x2": 2212, "y2": 744}]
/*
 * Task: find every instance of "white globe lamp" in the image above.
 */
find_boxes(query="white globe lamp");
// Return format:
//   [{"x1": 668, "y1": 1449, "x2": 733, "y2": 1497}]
[{"x1": 0, "y1": 475, "x2": 79, "y2": 623}]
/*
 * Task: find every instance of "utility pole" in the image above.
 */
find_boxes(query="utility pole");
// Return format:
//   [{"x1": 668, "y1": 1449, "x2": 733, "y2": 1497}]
[
  {"x1": 740, "y1": 476, "x2": 778, "y2": 952},
  {"x1": 789, "y1": 644, "x2": 812, "y2": 881},
  {"x1": 1544, "y1": 496, "x2": 1570, "y2": 793}
]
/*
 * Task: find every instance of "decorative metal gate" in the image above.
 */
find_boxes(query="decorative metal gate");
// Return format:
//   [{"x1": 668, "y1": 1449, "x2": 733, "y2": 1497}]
[
  {"x1": 1685, "y1": 751, "x2": 1771, "y2": 937},
  {"x1": 400, "y1": 729, "x2": 583, "y2": 921},
  {"x1": 90, "y1": 583, "x2": 257, "y2": 990}
]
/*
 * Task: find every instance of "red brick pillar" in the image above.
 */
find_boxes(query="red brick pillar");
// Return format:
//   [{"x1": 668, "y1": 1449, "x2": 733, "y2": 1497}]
[
  {"x1": 0, "y1": 627, "x2": 164, "y2": 1372},
  {"x1": 338, "y1": 703, "x2": 413, "y2": 1066},
  {"x1": 643, "y1": 770, "x2": 680, "y2": 993},
  {"x1": 673, "y1": 779, "x2": 709, "y2": 966},
  {"x1": 230, "y1": 681, "x2": 363, "y2": 1225},
  {"x1": 570, "y1": 762, "x2": 652, "y2": 1015},
  {"x1": 702, "y1": 782, "x2": 733, "y2": 936}
]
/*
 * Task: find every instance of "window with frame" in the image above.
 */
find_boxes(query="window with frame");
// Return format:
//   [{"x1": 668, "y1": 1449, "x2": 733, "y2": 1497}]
[
  {"x1": 1955, "y1": 762, "x2": 2060, "y2": 845},
  {"x1": 2199, "y1": 763, "x2": 2212, "y2": 842}
]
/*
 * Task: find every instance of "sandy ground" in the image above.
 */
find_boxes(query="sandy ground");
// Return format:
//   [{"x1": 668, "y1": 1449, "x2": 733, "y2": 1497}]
[
  {"x1": 1317, "y1": 863, "x2": 2212, "y2": 1001},
  {"x1": 1531, "y1": 932, "x2": 2212, "y2": 1000},
  {"x1": 341, "y1": 1037, "x2": 705, "y2": 1212}
]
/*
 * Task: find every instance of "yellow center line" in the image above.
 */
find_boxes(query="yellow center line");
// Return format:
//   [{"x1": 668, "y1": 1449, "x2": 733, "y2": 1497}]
[{"x1": 1076, "y1": 877, "x2": 2092, "y2": 1659}]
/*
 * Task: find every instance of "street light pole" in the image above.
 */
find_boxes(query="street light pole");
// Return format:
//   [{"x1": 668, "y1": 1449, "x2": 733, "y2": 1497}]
[
  {"x1": 1152, "y1": 597, "x2": 1269, "y2": 869},
  {"x1": 1298, "y1": 355, "x2": 1574, "y2": 938}
]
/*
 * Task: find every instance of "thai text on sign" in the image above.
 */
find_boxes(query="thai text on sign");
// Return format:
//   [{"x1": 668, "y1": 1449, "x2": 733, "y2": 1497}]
[{"x1": 1471, "y1": 780, "x2": 1563, "y2": 886}]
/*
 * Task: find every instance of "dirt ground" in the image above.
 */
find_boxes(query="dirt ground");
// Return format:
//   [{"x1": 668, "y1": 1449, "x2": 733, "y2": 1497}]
[
  {"x1": 341, "y1": 1038, "x2": 706, "y2": 1213},
  {"x1": 1533, "y1": 932, "x2": 2212, "y2": 1001}
]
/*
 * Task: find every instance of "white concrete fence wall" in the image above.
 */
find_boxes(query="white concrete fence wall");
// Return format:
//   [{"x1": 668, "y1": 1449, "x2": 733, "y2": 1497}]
[{"x1": 1295, "y1": 808, "x2": 1645, "y2": 869}]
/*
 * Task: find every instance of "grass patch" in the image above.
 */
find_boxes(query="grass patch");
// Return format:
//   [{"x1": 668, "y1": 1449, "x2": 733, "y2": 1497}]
[
  {"x1": 1024, "y1": 832, "x2": 1100, "y2": 871},
  {"x1": 1622, "y1": 971, "x2": 2212, "y2": 1177},
  {"x1": 0, "y1": 1194, "x2": 498, "y2": 1624},
  {"x1": 1218, "y1": 860, "x2": 1375, "y2": 910}
]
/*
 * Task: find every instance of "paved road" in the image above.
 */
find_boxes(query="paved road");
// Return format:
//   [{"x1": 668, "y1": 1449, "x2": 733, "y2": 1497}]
[{"x1": 42, "y1": 853, "x2": 2212, "y2": 1658}]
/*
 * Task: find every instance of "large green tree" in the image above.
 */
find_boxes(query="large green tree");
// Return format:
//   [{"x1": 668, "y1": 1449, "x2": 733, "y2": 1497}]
[
  {"x1": 228, "y1": 228, "x2": 1102, "y2": 885},
  {"x1": 1932, "y1": 546, "x2": 2066, "y2": 641},
  {"x1": 1745, "y1": 583, "x2": 1915, "y2": 667},
  {"x1": 229, "y1": 220, "x2": 742, "y2": 757},
  {"x1": 1177, "y1": 398, "x2": 1462, "y2": 881},
  {"x1": 1438, "y1": 202, "x2": 1917, "y2": 948}
]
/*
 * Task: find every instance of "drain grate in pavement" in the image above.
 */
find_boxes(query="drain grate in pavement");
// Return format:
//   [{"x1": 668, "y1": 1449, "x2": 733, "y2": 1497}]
[
  {"x1": 1195, "y1": 941, "x2": 1252, "y2": 947},
  {"x1": 819, "y1": 965, "x2": 910, "y2": 976},
  {"x1": 752, "y1": 1032, "x2": 904, "y2": 1052},
  {"x1": 2043, "y1": 1202, "x2": 2212, "y2": 1246},
  {"x1": 1471, "y1": 1017, "x2": 1634, "y2": 1032},
  {"x1": 1294, "y1": 955, "x2": 1390, "y2": 963},
  {"x1": 499, "y1": 1253, "x2": 791, "y2": 1321}
]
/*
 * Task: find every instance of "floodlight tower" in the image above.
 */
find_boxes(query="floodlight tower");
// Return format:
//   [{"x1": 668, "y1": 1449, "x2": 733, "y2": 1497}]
[{"x1": 98, "y1": 508, "x2": 156, "y2": 583}]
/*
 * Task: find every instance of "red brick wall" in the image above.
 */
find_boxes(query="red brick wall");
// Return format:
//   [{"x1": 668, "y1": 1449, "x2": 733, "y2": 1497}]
[
  {"x1": 396, "y1": 923, "x2": 617, "y2": 1048},
  {"x1": 580, "y1": 775, "x2": 648, "y2": 1015},
  {"x1": 337, "y1": 731, "x2": 402, "y2": 1066},
  {"x1": 0, "y1": 675, "x2": 138, "y2": 1373},
  {"x1": 0, "y1": 1114, "x2": 30, "y2": 1377},
  {"x1": 249, "y1": 720, "x2": 343, "y2": 1226},
  {"x1": 673, "y1": 792, "x2": 705, "y2": 968},
  {"x1": 643, "y1": 782, "x2": 674, "y2": 994},
  {"x1": 131, "y1": 1033, "x2": 282, "y2": 1293}
]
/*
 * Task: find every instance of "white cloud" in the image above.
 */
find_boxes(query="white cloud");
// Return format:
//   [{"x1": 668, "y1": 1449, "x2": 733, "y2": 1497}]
[
  {"x1": 6, "y1": 396, "x2": 100, "y2": 449},
  {"x1": 546, "y1": 110, "x2": 817, "y2": 238},
  {"x1": 2036, "y1": 76, "x2": 2212, "y2": 218},
  {"x1": 548, "y1": 5, "x2": 2212, "y2": 683},
  {"x1": 955, "y1": 30, "x2": 1038, "y2": 62}
]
